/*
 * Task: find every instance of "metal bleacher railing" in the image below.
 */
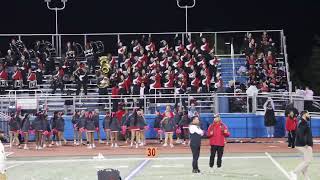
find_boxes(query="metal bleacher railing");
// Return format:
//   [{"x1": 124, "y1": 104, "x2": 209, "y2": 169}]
[{"x1": 1, "y1": 91, "x2": 319, "y2": 117}]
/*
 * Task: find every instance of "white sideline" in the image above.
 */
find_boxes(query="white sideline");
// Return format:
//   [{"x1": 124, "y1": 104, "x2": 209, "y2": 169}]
[
  {"x1": 5, "y1": 156, "x2": 268, "y2": 164},
  {"x1": 124, "y1": 159, "x2": 149, "y2": 180},
  {"x1": 265, "y1": 152, "x2": 290, "y2": 180}
]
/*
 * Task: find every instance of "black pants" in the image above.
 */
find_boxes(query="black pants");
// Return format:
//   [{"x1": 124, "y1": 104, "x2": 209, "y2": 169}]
[
  {"x1": 190, "y1": 145, "x2": 200, "y2": 170},
  {"x1": 51, "y1": 80, "x2": 64, "y2": 94},
  {"x1": 76, "y1": 81, "x2": 88, "y2": 95},
  {"x1": 209, "y1": 145, "x2": 224, "y2": 168},
  {"x1": 288, "y1": 130, "x2": 296, "y2": 148}
]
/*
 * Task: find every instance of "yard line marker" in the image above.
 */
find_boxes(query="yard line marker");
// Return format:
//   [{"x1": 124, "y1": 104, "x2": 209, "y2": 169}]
[
  {"x1": 5, "y1": 156, "x2": 268, "y2": 164},
  {"x1": 6, "y1": 164, "x2": 21, "y2": 170},
  {"x1": 125, "y1": 159, "x2": 150, "y2": 180},
  {"x1": 265, "y1": 152, "x2": 290, "y2": 179},
  {"x1": 5, "y1": 152, "x2": 14, "y2": 157}
]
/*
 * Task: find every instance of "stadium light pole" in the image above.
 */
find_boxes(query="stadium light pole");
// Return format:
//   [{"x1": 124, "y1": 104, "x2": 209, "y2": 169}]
[
  {"x1": 176, "y1": 0, "x2": 196, "y2": 42},
  {"x1": 225, "y1": 39, "x2": 236, "y2": 94},
  {"x1": 44, "y1": 0, "x2": 68, "y2": 56}
]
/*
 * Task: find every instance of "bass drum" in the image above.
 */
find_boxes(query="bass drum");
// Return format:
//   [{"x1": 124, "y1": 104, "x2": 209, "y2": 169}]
[{"x1": 91, "y1": 41, "x2": 104, "y2": 55}]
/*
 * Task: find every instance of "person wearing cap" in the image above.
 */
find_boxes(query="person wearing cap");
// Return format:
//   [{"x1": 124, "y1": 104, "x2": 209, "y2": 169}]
[
  {"x1": 290, "y1": 111, "x2": 313, "y2": 180},
  {"x1": 207, "y1": 114, "x2": 230, "y2": 171},
  {"x1": 189, "y1": 116, "x2": 204, "y2": 173}
]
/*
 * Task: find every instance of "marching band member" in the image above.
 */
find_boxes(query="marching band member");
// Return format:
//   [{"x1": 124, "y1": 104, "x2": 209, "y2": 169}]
[
  {"x1": 74, "y1": 63, "x2": 88, "y2": 95},
  {"x1": 200, "y1": 37, "x2": 211, "y2": 53},
  {"x1": 51, "y1": 66, "x2": 64, "y2": 94},
  {"x1": 0, "y1": 67, "x2": 8, "y2": 94},
  {"x1": 145, "y1": 41, "x2": 156, "y2": 52},
  {"x1": 27, "y1": 68, "x2": 37, "y2": 89},
  {"x1": 12, "y1": 66, "x2": 23, "y2": 89}
]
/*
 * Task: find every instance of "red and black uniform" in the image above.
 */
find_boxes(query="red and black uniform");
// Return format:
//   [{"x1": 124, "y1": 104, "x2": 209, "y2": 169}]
[
  {"x1": 207, "y1": 121, "x2": 230, "y2": 168},
  {"x1": 12, "y1": 69, "x2": 23, "y2": 81},
  {"x1": 27, "y1": 72, "x2": 36, "y2": 81},
  {"x1": 285, "y1": 116, "x2": 298, "y2": 148},
  {"x1": 111, "y1": 86, "x2": 120, "y2": 112},
  {"x1": 0, "y1": 70, "x2": 8, "y2": 80}
]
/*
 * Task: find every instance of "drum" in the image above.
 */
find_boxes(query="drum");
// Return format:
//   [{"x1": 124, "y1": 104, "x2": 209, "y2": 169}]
[
  {"x1": 28, "y1": 80, "x2": 37, "y2": 89},
  {"x1": 14, "y1": 80, "x2": 23, "y2": 88},
  {"x1": 0, "y1": 80, "x2": 8, "y2": 87}
]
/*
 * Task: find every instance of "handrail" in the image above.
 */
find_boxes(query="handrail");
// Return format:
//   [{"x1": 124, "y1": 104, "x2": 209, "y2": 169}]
[{"x1": 0, "y1": 30, "x2": 283, "y2": 36}]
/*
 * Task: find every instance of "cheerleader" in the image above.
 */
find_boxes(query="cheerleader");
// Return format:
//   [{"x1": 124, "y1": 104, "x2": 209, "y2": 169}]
[
  {"x1": 85, "y1": 111, "x2": 96, "y2": 149},
  {"x1": 174, "y1": 106, "x2": 183, "y2": 144},
  {"x1": 42, "y1": 113, "x2": 52, "y2": 148},
  {"x1": 55, "y1": 112, "x2": 66, "y2": 146},
  {"x1": 50, "y1": 111, "x2": 59, "y2": 146},
  {"x1": 94, "y1": 109, "x2": 104, "y2": 144},
  {"x1": 8, "y1": 113, "x2": 21, "y2": 148},
  {"x1": 161, "y1": 105, "x2": 175, "y2": 148},
  {"x1": 109, "y1": 112, "x2": 120, "y2": 148},
  {"x1": 21, "y1": 114, "x2": 30, "y2": 149},
  {"x1": 72, "y1": 111, "x2": 80, "y2": 146},
  {"x1": 129, "y1": 109, "x2": 140, "y2": 148},
  {"x1": 137, "y1": 109, "x2": 147, "y2": 146},
  {"x1": 103, "y1": 112, "x2": 111, "y2": 145},
  {"x1": 121, "y1": 109, "x2": 131, "y2": 144},
  {"x1": 32, "y1": 112, "x2": 45, "y2": 150},
  {"x1": 154, "y1": 110, "x2": 164, "y2": 144},
  {"x1": 179, "y1": 110, "x2": 191, "y2": 145},
  {"x1": 78, "y1": 110, "x2": 86, "y2": 145}
]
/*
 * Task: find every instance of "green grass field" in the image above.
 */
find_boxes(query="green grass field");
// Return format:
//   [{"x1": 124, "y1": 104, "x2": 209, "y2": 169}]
[{"x1": 4, "y1": 153, "x2": 320, "y2": 180}]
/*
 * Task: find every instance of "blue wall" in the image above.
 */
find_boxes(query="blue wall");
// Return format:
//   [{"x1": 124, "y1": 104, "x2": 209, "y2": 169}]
[{"x1": 40, "y1": 113, "x2": 320, "y2": 140}]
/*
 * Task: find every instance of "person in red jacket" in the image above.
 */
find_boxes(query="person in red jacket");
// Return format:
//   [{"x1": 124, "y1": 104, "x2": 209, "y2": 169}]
[
  {"x1": 285, "y1": 111, "x2": 298, "y2": 148},
  {"x1": 207, "y1": 114, "x2": 230, "y2": 170}
]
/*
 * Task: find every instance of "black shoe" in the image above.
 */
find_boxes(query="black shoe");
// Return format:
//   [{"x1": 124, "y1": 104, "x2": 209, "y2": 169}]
[
  {"x1": 192, "y1": 169, "x2": 199, "y2": 173},
  {"x1": 197, "y1": 169, "x2": 201, "y2": 173}
]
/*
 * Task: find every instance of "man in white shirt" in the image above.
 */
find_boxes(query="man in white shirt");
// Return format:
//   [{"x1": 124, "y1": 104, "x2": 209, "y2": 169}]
[
  {"x1": 246, "y1": 84, "x2": 259, "y2": 112},
  {"x1": 139, "y1": 83, "x2": 147, "y2": 109},
  {"x1": 304, "y1": 86, "x2": 314, "y2": 112}
]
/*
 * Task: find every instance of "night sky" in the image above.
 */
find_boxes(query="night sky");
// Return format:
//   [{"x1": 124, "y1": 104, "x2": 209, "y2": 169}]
[{"x1": 0, "y1": 0, "x2": 319, "y2": 89}]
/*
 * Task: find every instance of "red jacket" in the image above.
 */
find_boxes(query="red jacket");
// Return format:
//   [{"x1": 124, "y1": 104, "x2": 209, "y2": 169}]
[
  {"x1": 207, "y1": 122, "x2": 230, "y2": 146},
  {"x1": 285, "y1": 117, "x2": 298, "y2": 131}
]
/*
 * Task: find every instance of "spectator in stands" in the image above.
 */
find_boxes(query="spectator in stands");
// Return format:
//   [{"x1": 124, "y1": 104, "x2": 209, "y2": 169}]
[
  {"x1": 304, "y1": 86, "x2": 314, "y2": 112},
  {"x1": 264, "y1": 97, "x2": 276, "y2": 138}
]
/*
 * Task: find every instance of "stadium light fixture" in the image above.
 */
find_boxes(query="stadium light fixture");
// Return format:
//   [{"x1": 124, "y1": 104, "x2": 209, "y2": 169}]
[
  {"x1": 176, "y1": 0, "x2": 196, "y2": 35},
  {"x1": 44, "y1": 0, "x2": 68, "y2": 56},
  {"x1": 44, "y1": 0, "x2": 68, "y2": 35}
]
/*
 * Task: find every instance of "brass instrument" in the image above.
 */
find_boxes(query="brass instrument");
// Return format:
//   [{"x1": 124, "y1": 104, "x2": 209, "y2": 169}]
[
  {"x1": 97, "y1": 77, "x2": 109, "y2": 88},
  {"x1": 99, "y1": 56, "x2": 110, "y2": 75}
]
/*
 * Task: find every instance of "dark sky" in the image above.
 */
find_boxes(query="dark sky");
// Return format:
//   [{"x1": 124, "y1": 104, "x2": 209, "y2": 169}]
[{"x1": 0, "y1": 0, "x2": 319, "y2": 75}]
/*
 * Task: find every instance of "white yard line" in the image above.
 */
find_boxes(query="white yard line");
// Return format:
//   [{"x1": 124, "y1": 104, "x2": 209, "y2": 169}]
[
  {"x1": 265, "y1": 152, "x2": 290, "y2": 180},
  {"x1": 125, "y1": 159, "x2": 150, "y2": 180},
  {"x1": 5, "y1": 156, "x2": 268, "y2": 164},
  {"x1": 6, "y1": 164, "x2": 21, "y2": 170},
  {"x1": 5, "y1": 152, "x2": 14, "y2": 157}
]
